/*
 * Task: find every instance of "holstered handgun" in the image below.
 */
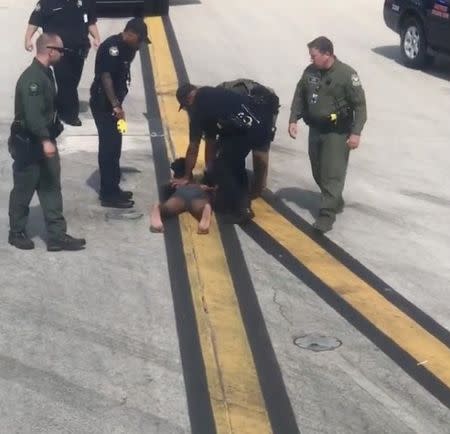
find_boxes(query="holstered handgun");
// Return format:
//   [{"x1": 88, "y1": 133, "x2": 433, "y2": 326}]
[{"x1": 8, "y1": 121, "x2": 43, "y2": 169}]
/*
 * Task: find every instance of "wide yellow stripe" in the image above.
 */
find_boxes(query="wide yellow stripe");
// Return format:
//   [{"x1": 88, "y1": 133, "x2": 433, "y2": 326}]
[
  {"x1": 145, "y1": 17, "x2": 272, "y2": 433},
  {"x1": 252, "y1": 199, "x2": 450, "y2": 386}
]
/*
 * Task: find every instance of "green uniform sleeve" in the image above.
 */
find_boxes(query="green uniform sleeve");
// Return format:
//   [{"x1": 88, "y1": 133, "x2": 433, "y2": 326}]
[
  {"x1": 344, "y1": 69, "x2": 367, "y2": 135},
  {"x1": 20, "y1": 79, "x2": 51, "y2": 140},
  {"x1": 289, "y1": 74, "x2": 306, "y2": 124}
]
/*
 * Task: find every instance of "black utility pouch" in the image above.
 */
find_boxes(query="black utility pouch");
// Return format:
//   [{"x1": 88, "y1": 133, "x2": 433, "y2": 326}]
[{"x1": 8, "y1": 122, "x2": 42, "y2": 169}]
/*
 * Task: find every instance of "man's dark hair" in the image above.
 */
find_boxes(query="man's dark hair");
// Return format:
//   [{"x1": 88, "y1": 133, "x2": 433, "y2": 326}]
[
  {"x1": 307, "y1": 36, "x2": 334, "y2": 55},
  {"x1": 170, "y1": 158, "x2": 186, "y2": 179}
]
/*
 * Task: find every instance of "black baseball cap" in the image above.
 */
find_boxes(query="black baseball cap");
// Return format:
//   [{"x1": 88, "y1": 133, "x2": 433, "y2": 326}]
[
  {"x1": 176, "y1": 83, "x2": 197, "y2": 111},
  {"x1": 124, "y1": 18, "x2": 151, "y2": 44}
]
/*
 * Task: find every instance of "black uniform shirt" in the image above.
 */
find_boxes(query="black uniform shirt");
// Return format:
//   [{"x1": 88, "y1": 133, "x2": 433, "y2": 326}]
[
  {"x1": 188, "y1": 86, "x2": 269, "y2": 145},
  {"x1": 29, "y1": 0, "x2": 97, "y2": 48},
  {"x1": 91, "y1": 34, "x2": 136, "y2": 106}
]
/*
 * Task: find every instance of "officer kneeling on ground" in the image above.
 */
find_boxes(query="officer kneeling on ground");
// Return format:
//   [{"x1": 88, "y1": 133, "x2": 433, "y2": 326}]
[
  {"x1": 216, "y1": 79, "x2": 279, "y2": 198},
  {"x1": 8, "y1": 33, "x2": 86, "y2": 251},
  {"x1": 289, "y1": 36, "x2": 367, "y2": 233},
  {"x1": 172, "y1": 83, "x2": 274, "y2": 224},
  {"x1": 90, "y1": 18, "x2": 150, "y2": 209}
]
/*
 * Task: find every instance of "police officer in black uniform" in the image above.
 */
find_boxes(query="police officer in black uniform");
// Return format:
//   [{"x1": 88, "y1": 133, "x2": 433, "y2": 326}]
[
  {"x1": 173, "y1": 83, "x2": 274, "y2": 223},
  {"x1": 89, "y1": 18, "x2": 150, "y2": 208},
  {"x1": 25, "y1": 0, "x2": 100, "y2": 126}
]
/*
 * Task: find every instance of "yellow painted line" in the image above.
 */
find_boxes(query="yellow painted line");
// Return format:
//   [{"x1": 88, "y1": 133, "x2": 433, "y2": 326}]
[
  {"x1": 252, "y1": 199, "x2": 450, "y2": 387},
  {"x1": 145, "y1": 17, "x2": 273, "y2": 433}
]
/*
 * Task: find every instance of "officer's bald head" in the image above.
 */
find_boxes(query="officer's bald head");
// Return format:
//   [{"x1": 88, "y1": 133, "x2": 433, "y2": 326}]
[{"x1": 36, "y1": 33, "x2": 63, "y2": 55}]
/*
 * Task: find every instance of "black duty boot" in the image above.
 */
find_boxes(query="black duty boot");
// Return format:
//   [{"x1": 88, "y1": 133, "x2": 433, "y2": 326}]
[
  {"x1": 313, "y1": 215, "x2": 334, "y2": 233},
  {"x1": 61, "y1": 117, "x2": 82, "y2": 127},
  {"x1": 223, "y1": 207, "x2": 255, "y2": 225},
  {"x1": 117, "y1": 189, "x2": 133, "y2": 200},
  {"x1": 8, "y1": 231, "x2": 35, "y2": 250},
  {"x1": 47, "y1": 234, "x2": 86, "y2": 252},
  {"x1": 100, "y1": 195, "x2": 134, "y2": 209}
]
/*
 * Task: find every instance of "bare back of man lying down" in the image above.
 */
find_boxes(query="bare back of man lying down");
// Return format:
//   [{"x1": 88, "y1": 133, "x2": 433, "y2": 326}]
[{"x1": 150, "y1": 158, "x2": 215, "y2": 234}]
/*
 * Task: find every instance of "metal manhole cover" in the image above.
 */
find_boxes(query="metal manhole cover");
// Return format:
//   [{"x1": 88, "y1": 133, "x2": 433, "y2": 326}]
[{"x1": 294, "y1": 334, "x2": 342, "y2": 352}]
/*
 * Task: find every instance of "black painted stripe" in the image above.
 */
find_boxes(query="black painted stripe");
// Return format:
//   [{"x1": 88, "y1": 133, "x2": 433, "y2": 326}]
[
  {"x1": 140, "y1": 45, "x2": 217, "y2": 434},
  {"x1": 260, "y1": 189, "x2": 450, "y2": 348},
  {"x1": 242, "y1": 220, "x2": 450, "y2": 409},
  {"x1": 219, "y1": 219, "x2": 301, "y2": 434},
  {"x1": 161, "y1": 17, "x2": 302, "y2": 434}
]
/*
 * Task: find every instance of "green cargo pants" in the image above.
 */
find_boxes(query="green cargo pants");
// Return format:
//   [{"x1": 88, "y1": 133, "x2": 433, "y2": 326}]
[
  {"x1": 9, "y1": 152, "x2": 67, "y2": 241},
  {"x1": 308, "y1": 127, "x2": 349, "y2": 220}
]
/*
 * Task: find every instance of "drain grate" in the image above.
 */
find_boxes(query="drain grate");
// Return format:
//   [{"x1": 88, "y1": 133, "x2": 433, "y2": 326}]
[{"x1": 294, "y1": 334, "x2": 342, "y2": 352}]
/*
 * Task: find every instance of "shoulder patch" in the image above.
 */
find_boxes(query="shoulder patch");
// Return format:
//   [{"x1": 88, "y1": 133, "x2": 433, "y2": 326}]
[
  {"x1": 28, "y1": 82, "x2": 40, "y2": 96},
  {"x1": 351, "y1": 73, "x2": 361, "y2": 87},
  {"x1": 77, "y1": 0, "x2": 83, "y2": 7},
  {"x1": 109, "y1": 46, "x2": 119, "y2": 57},
  {"x1": 34, "y1": 1, "x2": 41, "y2": 12}
]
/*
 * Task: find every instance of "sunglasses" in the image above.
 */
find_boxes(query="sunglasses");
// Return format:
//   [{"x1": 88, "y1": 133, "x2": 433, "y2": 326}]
[{"x1": 46, "y1": 46, "x2": 69, "y2": 54}]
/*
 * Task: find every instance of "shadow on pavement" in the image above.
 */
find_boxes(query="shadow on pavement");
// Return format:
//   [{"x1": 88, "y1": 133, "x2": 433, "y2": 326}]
[
  {"x1": 372, "y1": 46, "x2": 450, "y2": 81},
  {"x1": 274, "y1": 187, "x2": 321, "y2": 219},
  {"x1": 86, "y1": 169, "x2": 100, "y2": 194}
]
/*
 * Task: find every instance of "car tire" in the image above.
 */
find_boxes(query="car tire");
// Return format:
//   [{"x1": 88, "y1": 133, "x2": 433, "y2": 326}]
[
  {"x1": 400, "y1": 17, "x2": 429, "y2": 68},
  {"x1": 144, "y1": 0, "x2": 169, "y2": 16}
]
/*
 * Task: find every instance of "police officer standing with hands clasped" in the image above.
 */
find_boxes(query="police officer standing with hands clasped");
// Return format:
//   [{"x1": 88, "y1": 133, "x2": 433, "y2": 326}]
[
  {"x1": 289, "y1": 36, "x2": 367, "y2": 233},
  {"x1": 25, "y1": 0, "x2": 100, "y2": 126},
  {"x1": 90, "y1": 18, "x2": 150, "y2": 208},
  {"x1": 8, "y1": 33, "x2": 86, "y2": 251}
]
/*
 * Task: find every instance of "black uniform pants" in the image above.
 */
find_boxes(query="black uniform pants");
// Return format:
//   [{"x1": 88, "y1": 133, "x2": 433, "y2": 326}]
[
  {"x1": 54, "y1": 51, "x2": 85, "y2": 121},
  {"x1": 9, "y1": 151, "x2": 67, "y2": 241},
  {"x1": 214, "y1": 135, "x2": 252, "y2": 215},
  {"x1": 90, "y1": 106, "x2": 122, "y2": 198}
]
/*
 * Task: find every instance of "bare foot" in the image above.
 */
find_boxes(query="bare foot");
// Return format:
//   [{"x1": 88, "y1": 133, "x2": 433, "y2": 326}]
[
  {"x1": 197, "y1": 203, "x2": 212, "y2": 234},
  {"x1": 150, "y1": 224, "x2": 164, "y2": 233},
  {"x1": 150, "y1": 204, "x2": 164, "y2": 233}
]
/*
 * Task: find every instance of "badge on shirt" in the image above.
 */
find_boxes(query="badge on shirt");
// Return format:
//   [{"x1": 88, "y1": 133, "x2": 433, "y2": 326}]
[
  {"x1": 77, "y1": 0, "x2": 83, "y2": 7},
  {"x1": 308, "y1": 75, "x2": 320, "y2": 86},
  {"x1": 29, "y1": 82, "x2": 40, "y2": 96},
  {"x1": 109, "y1": 46, "x2": 119, "y2": 56},
  {"x1": 310, "y1": 93, "x2": 319, "y2": 104},
  {"x1": 351, "y1": 73, "x2": 361, "y2": 87}
]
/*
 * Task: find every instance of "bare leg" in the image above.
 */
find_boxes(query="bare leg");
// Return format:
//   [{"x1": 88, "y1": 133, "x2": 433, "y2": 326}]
[
  {"x1": 190, "y1": 199, "x2": 212, "y2": 234},
  {"x1": 198, "y1": 203, "x2": 212, "y2": 234},
  {"x1": 150, "y1": 204, "x2": 164, "y2": 233},
  {"x1": 149, "y1": 196, "x2": 187, "y2": 233}
]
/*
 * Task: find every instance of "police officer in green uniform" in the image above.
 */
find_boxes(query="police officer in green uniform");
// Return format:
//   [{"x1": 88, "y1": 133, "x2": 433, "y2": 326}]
[
  {"x1": 8, "y1": 33, "x2": 86, "y2": 251},
  {"x1": 289, "y1": 36, "x2": 367, "y2": 233}
]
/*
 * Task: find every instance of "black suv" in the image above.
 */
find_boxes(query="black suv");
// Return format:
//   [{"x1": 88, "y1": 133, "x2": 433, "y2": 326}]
[
  {"x1": 383, "y1": 0, "x2": 450, "y2": 67},
  {"x1": 96, "y1": 0, "x2": 169, "y2": 16}
]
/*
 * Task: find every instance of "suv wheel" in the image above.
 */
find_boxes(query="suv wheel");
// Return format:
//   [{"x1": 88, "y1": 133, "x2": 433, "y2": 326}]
[{"x1": 400, "y1": 17, "x2": 430, "y2": 68}]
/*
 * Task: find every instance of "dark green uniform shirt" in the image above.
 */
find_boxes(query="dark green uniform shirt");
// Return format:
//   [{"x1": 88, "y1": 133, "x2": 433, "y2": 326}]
[
  {"x1": 14, "y1": 58, "x2": 57, "y2": 141},
  {"x1": 289, "y1": 58, "x2": 367, "y2": 135}
]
